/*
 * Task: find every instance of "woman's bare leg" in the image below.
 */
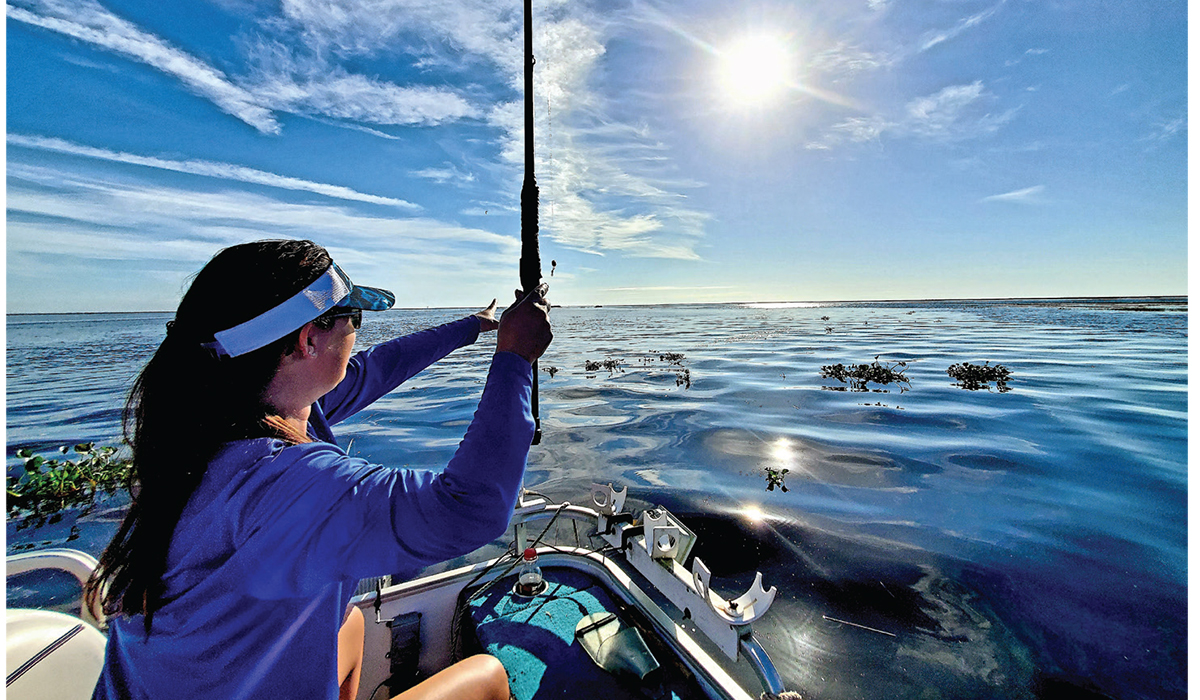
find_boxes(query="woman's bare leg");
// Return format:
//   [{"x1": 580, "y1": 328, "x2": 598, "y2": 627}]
[
  {"x1": 338, "y1": 606, "x2": 365, "y2": 700},
  {"x1": 393, "y1": 654, "x2": 509, "y2": 700}
]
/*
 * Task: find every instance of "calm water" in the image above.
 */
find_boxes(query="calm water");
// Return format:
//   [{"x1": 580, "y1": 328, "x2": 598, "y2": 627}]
[{"x1": 6, "y1": 299, "x2": 1187, "y2": 700}]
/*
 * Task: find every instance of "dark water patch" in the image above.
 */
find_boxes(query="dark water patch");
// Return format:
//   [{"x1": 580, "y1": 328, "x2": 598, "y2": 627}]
[
  {"x1": 943, "y1": 452, "x2": 1043, "y2": 475},
  {"x1": 819, "y1": 406, "x2": 971, "y2": 431},
  {"x1": 653, "y1": 502, "x2": 1045, "y2": 700},
  {"x1": 1033, "y1": 677, "x2": 1115, "y2": 700},
  {"x1": 962, "y1": 554, "x2": 1184, "y2": 700}
]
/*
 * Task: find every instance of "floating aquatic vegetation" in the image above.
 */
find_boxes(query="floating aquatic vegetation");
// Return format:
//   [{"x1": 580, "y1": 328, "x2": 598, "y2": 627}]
[
  {"x1": 7, "y1": 443, "x2": 132, "y2": 531},
  {"x1": 764, "y1": 467, "x2": 789, "y2": 492},
  {"x1": 820, "y1": 356, "x2": 911, "y2": 393},
  {"x1": 947, "y1": 362, "x2": 1012, "y2": 392},
  {"x1": 583, "y1": 358, "x2": 624, "y2": 374},
  {"x1": 580, "y1": 354, "x2": 692, "y2": 388}
]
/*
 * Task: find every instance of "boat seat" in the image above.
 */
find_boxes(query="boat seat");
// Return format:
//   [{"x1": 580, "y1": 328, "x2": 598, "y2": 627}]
[
  {"x1": 6, "y1": 608, "x2": 106, "y2": 700},
  {"x1": 466, "y1": 567, "x2": 698, "y2": 700}
]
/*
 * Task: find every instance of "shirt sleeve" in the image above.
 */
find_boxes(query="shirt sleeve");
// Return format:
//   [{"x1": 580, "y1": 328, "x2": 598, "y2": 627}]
[
  {"x1": 318, "y1": 316, "x2": 482, "y2": 426},
  {"x1": 235, "y1": 351, "x2": 535, "y2": 598}
]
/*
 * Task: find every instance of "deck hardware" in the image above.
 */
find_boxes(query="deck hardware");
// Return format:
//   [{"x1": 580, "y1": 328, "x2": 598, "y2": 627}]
[
  {"x1": 592, "y1": 483, "x2": 629, "y2": 536},
  {"x1": 692, "y1": 559, "x2": 776, "y2": 626},
  {"x1": 618, "y1": 523, "x2": 640, "y2": 551},
  {"x1": 575, "y1": 611, "x2": 618, "y2": 636},
  {"x1": 739, "y1": 633, "x2": 786, "y2": 696},
  {"x1": 641, "y1": 507, "x2": 697, "y2": 564},
  {"x1": 373, "y1": 580, "x2": 385, "y2": 624},
  {"x1": 590, "y1": 483, "x2": 627, "y2": 515},
  {"x1": 514, "y1": 492, "x2": 556, "y2": 551}
]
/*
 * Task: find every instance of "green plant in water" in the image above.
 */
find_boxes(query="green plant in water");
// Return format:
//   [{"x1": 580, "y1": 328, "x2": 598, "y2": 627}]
[
  {"x1": 820, "y1": 356, "x2": 911, "y2": 393},
  {"x1": 7, "y1": 443, "x2": 132, "y2": 531},
  {"x1": 947, "y1": 361, "x2": 1012, "y2": 392},
  {"x1": 583, "y1": 358, "x2": 624, "y2": 374},
  {"x1": 764, "y1": 467, "x2": 789, "y2": 492}
]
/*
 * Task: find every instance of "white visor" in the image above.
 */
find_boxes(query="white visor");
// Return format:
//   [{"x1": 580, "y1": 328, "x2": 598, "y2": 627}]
[{"x1": 200, "y1": 263, "x2": 391, "y2": 358}]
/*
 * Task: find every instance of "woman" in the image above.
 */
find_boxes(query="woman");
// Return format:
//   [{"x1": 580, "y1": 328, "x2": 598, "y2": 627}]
[{"x1": 85, "y1": 239, "x2": 553, "y2": 700}]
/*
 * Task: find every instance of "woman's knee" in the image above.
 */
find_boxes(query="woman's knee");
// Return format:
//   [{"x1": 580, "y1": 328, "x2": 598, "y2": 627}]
[
  {"x1": 343, "y1": 606, "x2": 364, "y2": 636},
  {"x1": 338, "y1": 606, "x2": 365, "y2": 684},
  {"x1": 464, "y1": 654, "x2": 508, "y2": 699}
]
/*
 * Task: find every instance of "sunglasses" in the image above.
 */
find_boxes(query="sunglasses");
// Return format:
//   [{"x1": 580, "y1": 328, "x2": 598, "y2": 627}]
[{"x1": 313, "y1": 307, "x2": 362, "y2": 330}]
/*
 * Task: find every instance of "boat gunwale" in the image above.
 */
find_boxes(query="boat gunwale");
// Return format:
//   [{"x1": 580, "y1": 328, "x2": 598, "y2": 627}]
[{"x1": 350, "y1": 544, "x2": 754, "y2": 700}]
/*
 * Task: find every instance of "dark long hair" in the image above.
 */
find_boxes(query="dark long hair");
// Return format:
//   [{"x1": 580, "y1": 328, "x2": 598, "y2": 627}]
[{"x1": 86, "y1": 240, "x2": 332, "y2": 629}]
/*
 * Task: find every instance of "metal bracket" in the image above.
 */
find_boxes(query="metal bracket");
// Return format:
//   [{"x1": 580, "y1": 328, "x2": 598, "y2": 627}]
[
  {"x1": 641, "y1": 507, "x2": 696, "y2": 564},
  {"x1": 591, "y1": 483, "x2": 627, "y2": 535},
  {"x1": 514, "y1": 489, "x2": 551, "y2": 551},
  {"x1": 590, "y1": 483, "x2": 627, "y2": 515},
  {"x1": 692, "y1": 559, "x2": 777, "y2": 626}
]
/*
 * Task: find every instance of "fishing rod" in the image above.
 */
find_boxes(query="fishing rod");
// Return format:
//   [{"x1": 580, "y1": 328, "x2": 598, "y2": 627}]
[{"x1": 519, "y1": 0, "x2": 543, "y2": 445}]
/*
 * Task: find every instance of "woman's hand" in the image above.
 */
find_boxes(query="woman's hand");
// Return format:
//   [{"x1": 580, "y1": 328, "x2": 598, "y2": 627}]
[
  {"x1": 474, "y1": 299, "x2": 500, "y2": 332},
  {"x1": 497, "y1": 284, "x2": 553, "y2": 364}
]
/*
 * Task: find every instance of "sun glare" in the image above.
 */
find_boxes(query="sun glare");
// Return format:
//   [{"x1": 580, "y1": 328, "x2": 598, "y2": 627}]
[
  {"x1": 741, "y1": 505, "x2": 767, "y2": 523},
  {"x1": 718, "y1": 34, "x2": 793, "y2": 106}
]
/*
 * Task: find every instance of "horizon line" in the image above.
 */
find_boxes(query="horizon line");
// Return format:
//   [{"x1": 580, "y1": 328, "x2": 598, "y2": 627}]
[{"x1": 6, "y1": 293, "x2": 1188, "y2": 316}]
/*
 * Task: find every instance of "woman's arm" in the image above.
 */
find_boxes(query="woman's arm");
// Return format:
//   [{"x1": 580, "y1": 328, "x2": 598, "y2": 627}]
[
  {"x1": 236, "y1": 352, "x2": 534, "y2": 596},
  {"x1": 319, "y1": 316, "x2": 482, "y2": 426},
  {"x1": 238, "y1": 289, "x2": 551, "y2": 595}
]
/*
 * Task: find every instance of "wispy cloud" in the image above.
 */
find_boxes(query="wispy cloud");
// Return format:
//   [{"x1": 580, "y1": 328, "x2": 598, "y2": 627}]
[
  {"x1": 268, "y1": 0, "x2": 709, "y2": 260},
  {"x1": 12, "y1": 0, "x2": 710, "y2": 263},
  {"x1": 241, "y1": 40, "x2": 478, "y2": 127},
  {"x1": 8, "y1": 0, "x2": 482, "y2": 135},
  {"x1": 810, "y1": 81, "x2": 1017, "y2": 148},
  {"x1": 905, "y1": 81, "x2": 1017, "y2": 139},
  {"x1": 7, "y1": 0, "x2": 279, "y2": 134},
  {"x1": 919, "y1": 1, "x2": 1006, "y2": 53},
  {"x1": 1141, "y1": 116, "x2": 1186, "y2": 144},
  {"x1": 8, "y1": 134, "x2": 420, "y2": 209},
  {"x1": 278, "y1": 0, "x2": 522, "y2": 69},
  {"x1": 808, "y1": 42, "x2": 895, "y2": 80},
  {"x1": 411, "y1": 165, "x2": 477, "y2": 186},
  {"x1": 7, "y1": 163, "x2": 521, "y2": 309},
  {"x1": 1005, "y1": 47, "x2": 1049, "y2": 67},
  {"x1": 980, "y1": 185, "x2": 1045, "y2": 204},
  {"x1": 255, "y1": 71, "x2": 477, "y2": 126},
  {"x1": 488, "y1": 16, "x2": 709, "y2": 260}
]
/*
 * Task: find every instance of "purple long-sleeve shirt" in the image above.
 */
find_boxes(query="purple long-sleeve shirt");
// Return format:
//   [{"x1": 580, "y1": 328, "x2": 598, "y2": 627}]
[{"x1": 93, "y1": 317, "x2": 535, "y2": 700}]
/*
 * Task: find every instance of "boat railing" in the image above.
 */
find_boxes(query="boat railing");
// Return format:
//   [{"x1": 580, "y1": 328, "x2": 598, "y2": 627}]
[
  {"x1": 7, "y1": 548, "x2": 105, "y2": 629},
  {"x1": 509, "y1": 484, "x2": 789, "y2": 698}
]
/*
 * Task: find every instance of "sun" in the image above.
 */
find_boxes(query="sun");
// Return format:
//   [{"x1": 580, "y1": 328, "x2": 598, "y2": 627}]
[{"x1": 718, "y1": 34, "x2": 794, "y2": 106}]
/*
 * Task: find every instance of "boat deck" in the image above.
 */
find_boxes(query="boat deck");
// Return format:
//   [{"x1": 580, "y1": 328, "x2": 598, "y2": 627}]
[{"x1": 460, "y1": 566, "x2": 705, "y2": 700}]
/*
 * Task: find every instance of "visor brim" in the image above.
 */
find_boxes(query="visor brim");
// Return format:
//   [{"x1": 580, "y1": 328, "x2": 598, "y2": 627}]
[{"x1": 338, "y1": 284, "x2": 395, "y2": 311}]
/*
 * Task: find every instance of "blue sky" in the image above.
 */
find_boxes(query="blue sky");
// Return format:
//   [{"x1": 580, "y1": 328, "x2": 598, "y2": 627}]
[{"x1": 5, "y1": 0, "x2": 1188, "y2": 312}]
